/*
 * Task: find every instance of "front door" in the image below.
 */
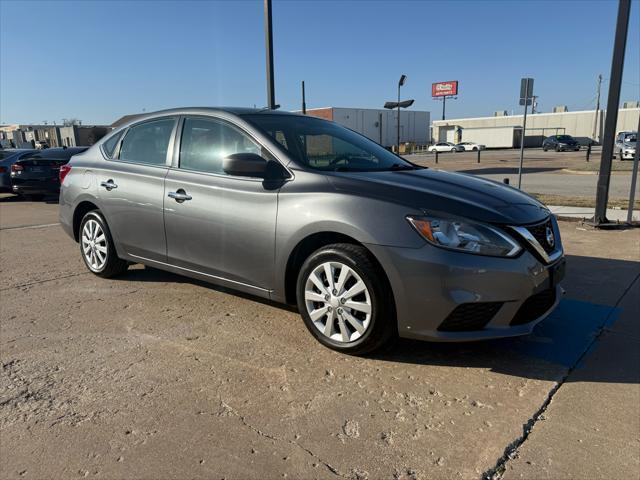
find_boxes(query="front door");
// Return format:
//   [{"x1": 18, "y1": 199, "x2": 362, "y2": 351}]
[
  {"x1": 97, "y1": 117, "x2": 177, "y2": 261},
  {"x1": 163, "y1": 116, "x2": 279, "y2": 293}
]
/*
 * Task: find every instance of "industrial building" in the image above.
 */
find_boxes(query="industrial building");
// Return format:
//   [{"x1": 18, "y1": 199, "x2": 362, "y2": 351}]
[
  {"x1": 0, "y1": 123, "x2": 110, "y2": 148},
  {"x1": 431, "y1": 105, "x2": 639, "y2": 148},
  {"x1": 303, "y1": 107, "x2": 430, "y2": 148}
]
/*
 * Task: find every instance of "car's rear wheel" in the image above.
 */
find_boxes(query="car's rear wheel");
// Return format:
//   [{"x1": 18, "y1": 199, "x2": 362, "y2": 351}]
[
  {"x1": 79, "y1": 211, "x2": 128, "y2": 278},
  {"x1": 450, "y1": 148, "x2": 456, "y2": 152},
  {"x1": 296, "y1": 243, "x2": 395, "y2": 355},
  {"x1": 555, "y1": 145, "x2": 561, "y2": 152},
  {"x1": 472, "y1": 147, "x2": 478, "y2": 151}
]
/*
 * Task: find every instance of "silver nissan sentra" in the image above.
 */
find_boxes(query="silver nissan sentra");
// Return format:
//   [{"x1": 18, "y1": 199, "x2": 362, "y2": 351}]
[{"x1": 59, "y1": 107, "x2": 565, "y2": 354}]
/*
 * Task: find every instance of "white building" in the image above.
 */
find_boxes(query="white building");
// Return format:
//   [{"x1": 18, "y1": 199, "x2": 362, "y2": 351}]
[
  {"x1": 431, "y1": 106, "x2": 639, "y2": 148},
  {"x1": 303, "y1": 107, "x2": 430, "y2": 148}
]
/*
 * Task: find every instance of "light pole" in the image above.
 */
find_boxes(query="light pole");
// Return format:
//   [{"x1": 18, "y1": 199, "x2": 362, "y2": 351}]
[{"x1": 397, "y1": 75, "x2": 406, "y2": 150}]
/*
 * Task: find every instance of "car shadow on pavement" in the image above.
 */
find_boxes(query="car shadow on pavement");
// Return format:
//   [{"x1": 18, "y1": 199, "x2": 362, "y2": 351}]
[
  {"x1": 374, "y1": 254, "x2": 639, "y2": 385},
  {"x1": 114, "y1": 255, "x2": 638, "y2": 385}
]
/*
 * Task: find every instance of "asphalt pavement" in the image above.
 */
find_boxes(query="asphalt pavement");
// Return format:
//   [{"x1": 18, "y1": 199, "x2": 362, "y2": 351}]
[{"x1": 0, "y1": 198, "x2": 638, "y2": 480}]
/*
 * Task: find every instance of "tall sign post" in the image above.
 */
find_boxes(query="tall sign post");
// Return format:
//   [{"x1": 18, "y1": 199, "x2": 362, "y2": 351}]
[
  {"x1": 517, "y1": 77, "x2": 534, "y2": 189},
  {"x1": 594, "y1": 0, "x2": 631, "y2": 225},
  {"x1": 432, "y1": 81, "x2": 458, "y2": 121}
]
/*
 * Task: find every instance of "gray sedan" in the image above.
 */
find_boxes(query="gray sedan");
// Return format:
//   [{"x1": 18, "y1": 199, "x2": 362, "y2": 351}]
[{"x1": 59, "y1": 108, "x2": 565, "y2": 354}]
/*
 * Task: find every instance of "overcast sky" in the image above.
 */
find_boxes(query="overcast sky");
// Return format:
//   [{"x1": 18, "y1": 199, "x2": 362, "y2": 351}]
[{"x1": 1, "y1": 0, "x2": 638, "y2": 125}]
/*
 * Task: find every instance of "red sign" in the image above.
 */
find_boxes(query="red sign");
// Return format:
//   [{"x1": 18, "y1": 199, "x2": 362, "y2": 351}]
[{"x1": 432, "y1": 81, "x2": 458, "y2": 97}]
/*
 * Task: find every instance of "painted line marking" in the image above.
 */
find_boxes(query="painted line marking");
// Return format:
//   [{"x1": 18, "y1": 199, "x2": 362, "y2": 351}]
[{"x1": 0, "y1": 222, "x2": 61, "y2": 231}]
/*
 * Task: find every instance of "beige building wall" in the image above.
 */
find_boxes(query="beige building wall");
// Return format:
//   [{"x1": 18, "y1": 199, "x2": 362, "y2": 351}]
[{"x1": 432, "y1": 107, "x2": 639, "y2": 145}]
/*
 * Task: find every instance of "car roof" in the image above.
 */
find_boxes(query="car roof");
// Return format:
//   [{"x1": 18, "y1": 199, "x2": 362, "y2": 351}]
[
  {"x1": 22, "y1": 147, "x2": 88, "y2": 158},
  {"x1": 115, "y1": 107, "x2": 300, "y2": 126}
]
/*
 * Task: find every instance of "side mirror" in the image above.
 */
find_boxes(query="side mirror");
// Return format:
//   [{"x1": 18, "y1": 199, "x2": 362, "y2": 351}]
[{"x1": 222, "y1": 152, "x2": 268, "y2": 178}]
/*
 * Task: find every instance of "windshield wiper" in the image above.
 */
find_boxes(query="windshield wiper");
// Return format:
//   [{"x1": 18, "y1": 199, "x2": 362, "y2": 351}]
[{"x1": 388, "y1": 163, "x2": 417, "y2": 171}]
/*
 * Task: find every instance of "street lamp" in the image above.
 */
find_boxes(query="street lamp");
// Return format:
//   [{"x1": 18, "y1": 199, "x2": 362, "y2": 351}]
[{"x1": 384, "y1": 74, "x2": 414, "y2": 153}]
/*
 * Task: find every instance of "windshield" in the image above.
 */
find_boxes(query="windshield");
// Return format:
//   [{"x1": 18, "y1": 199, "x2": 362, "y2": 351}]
[
  {"x1": 624, "y1": 135, "x2": 637, "y2": 143},
  {"x1": 243, "y1": 114, "x2": 419, "y2": 172},
  {"x1": 556, "y1": 135, "x2": 574, "y2": 142}
]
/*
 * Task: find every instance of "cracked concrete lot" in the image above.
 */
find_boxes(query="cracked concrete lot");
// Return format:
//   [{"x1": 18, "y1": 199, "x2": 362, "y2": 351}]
[{"x1": 1, "y1": 197, "x2": 639, "y2": 479}]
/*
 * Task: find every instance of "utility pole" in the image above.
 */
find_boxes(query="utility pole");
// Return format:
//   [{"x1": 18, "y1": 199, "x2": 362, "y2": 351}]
[
  {"x1": 531, "y1": 96, "x2": 538, "y2": 114},
  {"x1": 442, "y1": 96, "x2": 446, "y2": 121},
  {"x1": 301, "y1": 80, "x2": 306, "y2": 114},
  {"x1": 594, "y1": 0, "x2": 631, "y2": 225},
  {"x1": 264, "y1": 0, "x2": 276, "y2": 109},
  {"x1": 592, "y1": 74, "x2": 603, "y2": 142}
]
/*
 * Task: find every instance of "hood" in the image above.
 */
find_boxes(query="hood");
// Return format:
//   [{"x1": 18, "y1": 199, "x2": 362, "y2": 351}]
[{"x1": 327, "y1": 168, "x2": 550, "y2": 225}]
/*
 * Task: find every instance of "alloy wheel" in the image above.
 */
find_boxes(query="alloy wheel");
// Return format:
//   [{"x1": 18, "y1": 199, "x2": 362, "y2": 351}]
[
  {"x1": 81, "y1": 218, "x2": 108, "y2": 271},
  {"x1": 304, "y1": 261, "x2": 372, "y2": 343}
]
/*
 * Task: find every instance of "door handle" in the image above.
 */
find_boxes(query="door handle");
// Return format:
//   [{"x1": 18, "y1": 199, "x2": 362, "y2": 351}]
[
  {"x1": 168, "y1": 189, "x2": 192, "y2": 202},
  {"x1": 100, "y1": 179, "x2": 117, "y2": 191}
]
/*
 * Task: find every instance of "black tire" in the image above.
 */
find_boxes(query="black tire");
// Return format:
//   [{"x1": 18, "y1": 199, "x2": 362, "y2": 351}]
[
  {"x1": 472, "y1": 147, "x2": 478, "y2": 151},
  {"x1": 555, "y1": 145, "x2": 561, "y2": 152},
  {"x1": 543, "y1": 146, "x2": 548, "y2": 152},
  {"x1": 450, "y1": 148, "x2": 456, "y2": 153},
  {"x1": 296, "y1": 243, "x2": 396, "y2": 355},
  {"x1": 27, "y1": 194, "x2": 44, "y2": 201},
  {"x1": 79, "y1": 210, "x2": 128, "y2": 278}
]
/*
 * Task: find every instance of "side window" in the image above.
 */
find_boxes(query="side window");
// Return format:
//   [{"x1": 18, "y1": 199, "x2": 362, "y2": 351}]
[
  {"x1": 102, "y1": 130, "x2": 124, "y2": 158},
  {"x1": 119, "y1": 118, "x2": 175, "y2": 166},
  {"x1": 179, "y1": 117, "x2": 261, "y2": 175}
]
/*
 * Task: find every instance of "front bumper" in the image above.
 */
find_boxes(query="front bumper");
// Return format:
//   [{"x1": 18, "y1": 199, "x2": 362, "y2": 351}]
[
  {"x1": 559, "y1": 144, "x2": 580, "y2": 151},
  {"x1": 622, "y1": 149, "x2": 636, "y2": 159},
  {"x1": 366, "y1": 232, "x2": 565, "y2": 341}
]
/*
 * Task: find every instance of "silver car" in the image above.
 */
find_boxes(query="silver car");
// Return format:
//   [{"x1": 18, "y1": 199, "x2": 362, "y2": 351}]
[{"x1": 60, "y1": 108, "x2": 565, "y2": 354}]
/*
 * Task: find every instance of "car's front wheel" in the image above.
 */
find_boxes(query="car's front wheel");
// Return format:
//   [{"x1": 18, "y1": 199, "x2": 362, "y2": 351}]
[
  {"x1": 79, "y1": 210, "x2": 128, "y2": 278},
  {"x1": 296, "y1": 243, "x2": 395, "y2": 355}
]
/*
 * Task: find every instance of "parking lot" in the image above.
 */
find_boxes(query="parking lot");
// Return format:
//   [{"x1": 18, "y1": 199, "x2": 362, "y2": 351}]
[
  {"x1": 0, "y1": 196, "x2": 638, "y2": 480},
  {"x1": 405, "y1": 148, "x2": 639, "y2": 204}
]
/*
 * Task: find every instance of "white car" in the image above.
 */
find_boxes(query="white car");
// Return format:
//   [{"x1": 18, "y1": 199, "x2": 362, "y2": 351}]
[
  {"x1": 428, "y1": 142, "x2": 464, "y2": 153},
  {"x1": 457, "y1": 142, "x2": 486, "y2": 151}
]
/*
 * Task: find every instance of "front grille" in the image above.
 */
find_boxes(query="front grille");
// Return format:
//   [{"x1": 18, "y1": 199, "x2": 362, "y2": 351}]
[
  {"x1": 438, "y1": 302, "x2": 503, "y2": 332},
  {"x1": 510, "y1": 288, "x2": 556, "y2": 326},
  {"x1": 526, "y1": 218, "x2": 555, "y2": 254}
]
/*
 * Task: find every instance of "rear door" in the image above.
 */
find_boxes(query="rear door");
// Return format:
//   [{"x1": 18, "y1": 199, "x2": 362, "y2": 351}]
[
  {"x1": 96, "y1": 117, "x2": 177, "y2": 261},
  {"x1": 163, "y1": 116, "x2": 279, "y2": 293}
]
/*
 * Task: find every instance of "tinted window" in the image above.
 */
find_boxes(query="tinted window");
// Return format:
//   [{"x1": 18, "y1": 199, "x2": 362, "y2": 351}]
[
  {"x1": 102, "y1": 130, "x2": 124, "y2": 158},
  {"x1": 119, "y1": 118, "x2": 175, "y2": 166},
  {"x1": 245, "y1": 114, "x2": 417, "y2": 172},
  {"x1": 179, "y1": 117, "x2": 261, "y2": 175}
]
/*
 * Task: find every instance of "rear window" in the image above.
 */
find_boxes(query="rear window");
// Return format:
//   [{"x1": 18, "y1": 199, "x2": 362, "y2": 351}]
[{"x1": 102, "y1": 130, "x2": 124, "y2": 158}]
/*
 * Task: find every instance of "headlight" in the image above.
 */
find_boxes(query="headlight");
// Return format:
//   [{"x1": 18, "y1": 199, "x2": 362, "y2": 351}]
[{"x1": 407, "y1": 216, "x2": 522, "y2": 257}]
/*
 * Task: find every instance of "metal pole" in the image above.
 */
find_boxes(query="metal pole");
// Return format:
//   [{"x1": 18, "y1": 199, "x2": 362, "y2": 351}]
[
  {"x1": 379, "y1": 112, "x2": 383, "y2": 145},
  {"x1": 517, "y1": 78, "x2": 530, "y2": 189},
  {"x1": 264, "y1": 0, "x2": 276, "y2": 109},
  {"x1": 594, "y1": 0, "x2": 631, "y2": 224},
  {"x1": 442, "y1": 96, "x2": 446, "y2": 121},
  {"x1": 626, "y1": 114, "x2": 640, "y2": 223},
  {"x1": 592, "y1": 74, "x2": 602, "y2": 141},
  {"x1": 397, "y1": 83, "x2": 401, "y2": 153},
  {"x1": 301, "y1": 80, "x2": 306, "y2": 114}
]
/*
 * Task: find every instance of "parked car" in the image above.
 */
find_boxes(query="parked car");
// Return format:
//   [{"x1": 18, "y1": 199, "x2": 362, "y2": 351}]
[
  {"x1": 542, "y1": 135, "x2": 580, "y2": 152},
  {"x1": 457, "y1": 142, "x2": 486, "y2": 151},
  {"x1": 60, "y1": 108, "x2": 565, "y2": 354},
  {"x1": 614, "y1": 131, "x2": 637, "y2": 160},
  {"x1": 428, "y1": 142, "x2": 464, "y2": 153},
  {"x1": 35, "y1": 140, "x2": 50, "y2": 149},
  {"x1": 10, "y1": 147, "x2": 88, "y2": 199},
  {"x1": 0, "y1": 149, "x2": 37, "y2": 193}
]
